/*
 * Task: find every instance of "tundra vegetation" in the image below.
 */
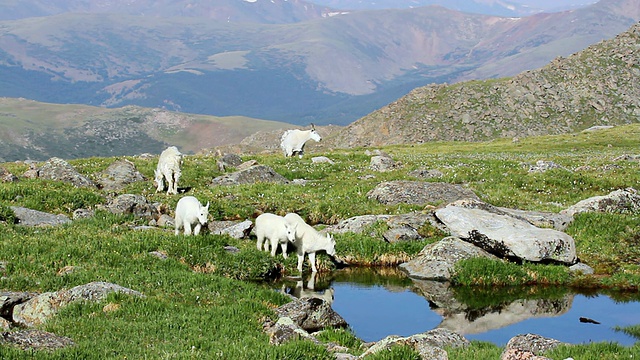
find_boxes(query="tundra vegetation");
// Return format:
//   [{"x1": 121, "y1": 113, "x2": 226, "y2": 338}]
[{"x1": 0, "y1": 124, "x2": 639, "y2": 359}]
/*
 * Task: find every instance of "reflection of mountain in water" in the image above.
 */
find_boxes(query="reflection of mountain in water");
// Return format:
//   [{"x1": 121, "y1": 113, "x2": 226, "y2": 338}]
[
  {"x1": 411, "y1": 279, "x2": 573, "y2": 335},
  {"x1": 437, "y1": 297, "x2": 573, "y2": 334}
]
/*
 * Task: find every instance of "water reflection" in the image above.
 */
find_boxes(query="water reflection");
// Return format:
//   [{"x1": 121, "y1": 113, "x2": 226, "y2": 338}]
[{"x1": 274, "y1": 267, "x2": 640, "y2": 346}]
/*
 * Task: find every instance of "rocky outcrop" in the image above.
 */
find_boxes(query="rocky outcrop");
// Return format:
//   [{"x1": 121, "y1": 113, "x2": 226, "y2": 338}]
[
  {"x1": 501, "y1": 334, "x2": 564, "y2": 360},
  {"x1": 103, "y1": 194, "x2": 157, "y2": 218},
  {"x1": 435, "y1": 200, "x2": 577, "y2": 264},
  {"x1": 327, "y1": 23, "x2": 640, "y2": 149}
]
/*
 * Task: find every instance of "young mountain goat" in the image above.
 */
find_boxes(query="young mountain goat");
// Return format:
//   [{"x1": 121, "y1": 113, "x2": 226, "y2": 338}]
[
  {"x1": 280, "y1": 124, "x2": 322, "y2": 158},
  {"x1": 284, "y1": 213, "x2": 336, "y2": 273},
  {"x1": 154, "y1": 146, "x2": 183, "y2": 195},
  {"x1": 255, "y1": 213, "x2": 297, "y2": 258},
  {"x1": 174, "y1": 196, "x2": 209, "y2": 236}
]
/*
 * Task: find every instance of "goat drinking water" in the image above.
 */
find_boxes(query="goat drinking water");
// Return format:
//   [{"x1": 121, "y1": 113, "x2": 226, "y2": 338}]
[{"x1": 284, "y1": 213, "x2": 336, "y2": 273}]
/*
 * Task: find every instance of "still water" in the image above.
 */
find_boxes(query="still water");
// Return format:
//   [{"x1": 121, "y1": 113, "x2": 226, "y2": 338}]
[{"x1": 277, "y1": 268, "x2": 640, "y2": 346}]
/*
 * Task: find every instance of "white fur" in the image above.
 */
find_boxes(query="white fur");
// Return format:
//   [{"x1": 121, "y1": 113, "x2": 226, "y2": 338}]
[
  {"x1": 284, "y1": 213, "x2": 336, "y2": 273},
  {"x1": 291, "y1": 275, "x2": 335, "y2": 304},
  {"x1": 255, "y1": 213, "x2": 297, "y2": 258},
  {"x1": 155, "y1": 146, "x2": 183, "y2": 195},
  {"x1": 174, "y1": 196, "x2": 209, "y2": 236},
  {"x1": 280, "y1": 126, "x2": 322, "y2": 158}
]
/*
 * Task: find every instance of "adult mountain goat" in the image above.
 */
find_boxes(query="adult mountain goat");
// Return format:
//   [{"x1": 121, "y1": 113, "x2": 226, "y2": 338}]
[
  {"x1": 154, "y1": 146, "x2": 183, "y2": 195},
  {"x1": 174, "y1": 196, "x2": 209, "y2": 236},
  {"x1": 284, "y1": 213, "x2": 336, "y2": 273},
  {"x1": 255, "y1": 213, "x2": 297, "y2": 258},
  {"x1": 280, "y1": 124, "x2": 322, "y2": 158}
]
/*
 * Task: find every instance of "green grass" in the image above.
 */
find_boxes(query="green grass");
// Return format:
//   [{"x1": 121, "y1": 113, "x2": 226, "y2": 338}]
[{"x1": 1, "y1": 124, "x2": 639, "y2": 358}]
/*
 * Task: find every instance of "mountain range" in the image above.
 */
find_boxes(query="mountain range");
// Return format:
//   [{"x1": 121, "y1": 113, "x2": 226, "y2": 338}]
[{"x1": 0, "y1": 0, "x2": 638, "y2": 127}]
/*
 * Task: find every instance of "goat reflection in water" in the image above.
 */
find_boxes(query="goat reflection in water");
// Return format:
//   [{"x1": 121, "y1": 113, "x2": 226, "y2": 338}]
[{"x1": 282, "y1": 272, "x2": 335, "y2": 305}]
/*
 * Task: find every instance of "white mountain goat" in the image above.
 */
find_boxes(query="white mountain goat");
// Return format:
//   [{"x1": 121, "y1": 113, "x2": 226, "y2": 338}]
[
  {"x1": 154, "y1": 146, "x2": 183, "y2": 195},
  {"x1": 255, "y1": 213, "x2": 297, "y2": 258},
  {"x1": 284, "y1": 213, "x2": 336, "y2": 273},
  {"x1": 280, "y1": 124, "x2": 322, "y2": 158},
  {"x1": 174, "y1": 196, "x2": 209, "y2": 236}
]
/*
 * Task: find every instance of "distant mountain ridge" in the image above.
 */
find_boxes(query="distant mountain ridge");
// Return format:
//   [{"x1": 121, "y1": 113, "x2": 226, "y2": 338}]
[
  {"x1": 0, "y1": 0, "x2": 638, "y2": 126},
  {"x1": 0, "y1": 0, "x2": 339, "y2": 23},
  {"x1": 323, "y1": 21, "x2": 640, "y2": 148}
]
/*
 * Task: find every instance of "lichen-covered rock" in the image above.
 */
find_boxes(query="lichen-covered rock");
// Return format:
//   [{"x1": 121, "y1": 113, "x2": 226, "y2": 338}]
[
  {"x1": 274, "y1": 297, "x2": 347, "y2": 333},
  {"x1": 37, "y1": 157, "x2": 96, "y2": 188},
  {"x1": 562, "y1": 187, "x2": 640, "y2": 217},
  {"x1": 211, "y1": 165, "x2": 289, "y2": 186},
  {"x1": 95, "y1": 159, "x2": 146, "y2": 191},
  {"x1": 0, "y1": 329, "x2": 75, "y2": 350},
  {"x1": 367, "y1": 181, "x2": 479, "y2": 206},
  {"x1": 10, "y1": 207, "x2": 71, "y2": 227}
]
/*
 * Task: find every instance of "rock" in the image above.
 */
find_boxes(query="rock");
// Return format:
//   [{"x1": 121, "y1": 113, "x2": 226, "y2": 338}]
[
  {"x1": 13, "y1": 282, "x2": 144, "y2": 327},
  {"x1": 435, "y1": 201, "x2": 577, "y2": 264},
  {"x1": 156, "y1": 214, "x2": 174, "y2": 228},
  {"x1": 10, "y1": 206, "x2": 71, "y2": 227},
  {"x1": 501, "y1": 348, "x2": 551, "y2": 360},
  {"x1": 220, "y1": 153, "x2": 243, "y2": 167},
  {"x1": 328, "y1": 215, "x2": 391, "y2": 235},
  {"x1": 370, "y1": 155, "x2": 401, "y2": 172},
  {"x1": 569, "y1": 262, "x2": 594, "y2": 275},
  {"x1": 37, "y1": 157, "x2": 96, "y2": 188},
  {"x1": 1, "y1": 291, "x2": 37, "y2": 319},
  {"x1": 0, "y1": 329, "x2": 75, "y2": 350},
  {"x1": 399, "y1": 236, "x2": 500, "y2": 280},
  {"x1": 561, "y1": 187, "x2": 640, "y2": 217},
  {"x1": 95, "y1": 159, "x2": 146, "y2": 191},
  {"x1": 498, "y1": 207, "x2": 573, "y2": 232},
  {"x1": 211, "y1": 165, "x2": 289, "y2": 186},
  {"x1": 383, "y1": 225, "x2": 422, "y2": 243},
  {"x1": 311, "y1": 156, "x2": 335, "y2": 164},
  {"x1": 367, "y1": 181, "x2": 479, "y2": 206},
  {"x1": 103, "y1": 194, "x2": 156, "y2": 218},
  {"x1": 528, "y1": 160, "x2": 570, "y2": 173},
  {"x1": 359, "y1": 328, "x2": 469, "y2": 358},
  {"x1": 72, "y1": 208, "x2": 94, "y2": 220},
  {"x1": 264, "y1": 316, "x2": 318, "y2": 346},
  {"x1": 209, "y1": 220, "x2": 253, "y2": 239},
  {"x1": 501, "y1": 334, "x2": 564, "y2": 359},
  {"x1": 275, "y1": 297, "x2": 347, "y2": 333},
  {"x1": 0, "y1": 167, "x2": 18, "y2": 182},
  {"x1": 409, "y1": 169, "x2": 444, "y2": 179}
]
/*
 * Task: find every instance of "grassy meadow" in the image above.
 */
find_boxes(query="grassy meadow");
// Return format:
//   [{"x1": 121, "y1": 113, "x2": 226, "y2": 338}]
[{"x1": 0, "y1": 124, "x2": 639, "y2": 359}]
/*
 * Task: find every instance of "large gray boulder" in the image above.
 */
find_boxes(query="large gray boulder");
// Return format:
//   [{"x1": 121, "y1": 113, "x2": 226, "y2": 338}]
[
  {"x1": 10, "y1": 206, "x2": 71, "y2": 227},
  {"x1": 359, "y1": 328, "x2": 469, "y2": 359},
  {"x1": 37, "y1": 157, "x2": 96, "y2": 188},
  {"x1": 211, "y1": 164, "x2": 289, "y2": 186},
  {"x1": 274, "y1": 297, "x2": 347, "y2": 333},
  {"x1": 367, "y1": 181, "x2": 479, "y2": 205},
  {"x1": 13, "y1": 282, "x2": 144, "y2": 327},
  {"x1": 103, "y1": 194, "x2": 156, "y2": 218},
  {"x1": 399, "y1": 237, "x2": 500, "y2": 280},
  {"x1": 95, "y1": 159, "x2": 146, "y2": 191},
  {"x1": 435, "y1": 201, "x2": 577, "y2": 264}
]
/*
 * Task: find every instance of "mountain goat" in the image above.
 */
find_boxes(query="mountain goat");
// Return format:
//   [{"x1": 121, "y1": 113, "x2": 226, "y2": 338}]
[
  {"x1": 174, "y1": 196, "x2": 209, "y2": 236},
  {"x1": 284, "y1": 213, "x2": 336, "y2": 273},
  {"x1": 255, "y1": 213, "x2": 297, "y2": 258},
  {"x1": 154, "y1": 146, "x2": 183, "y2": 195},
  {"x1": 280, "y1": 124, "x2": 322, "y2": 158}
]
